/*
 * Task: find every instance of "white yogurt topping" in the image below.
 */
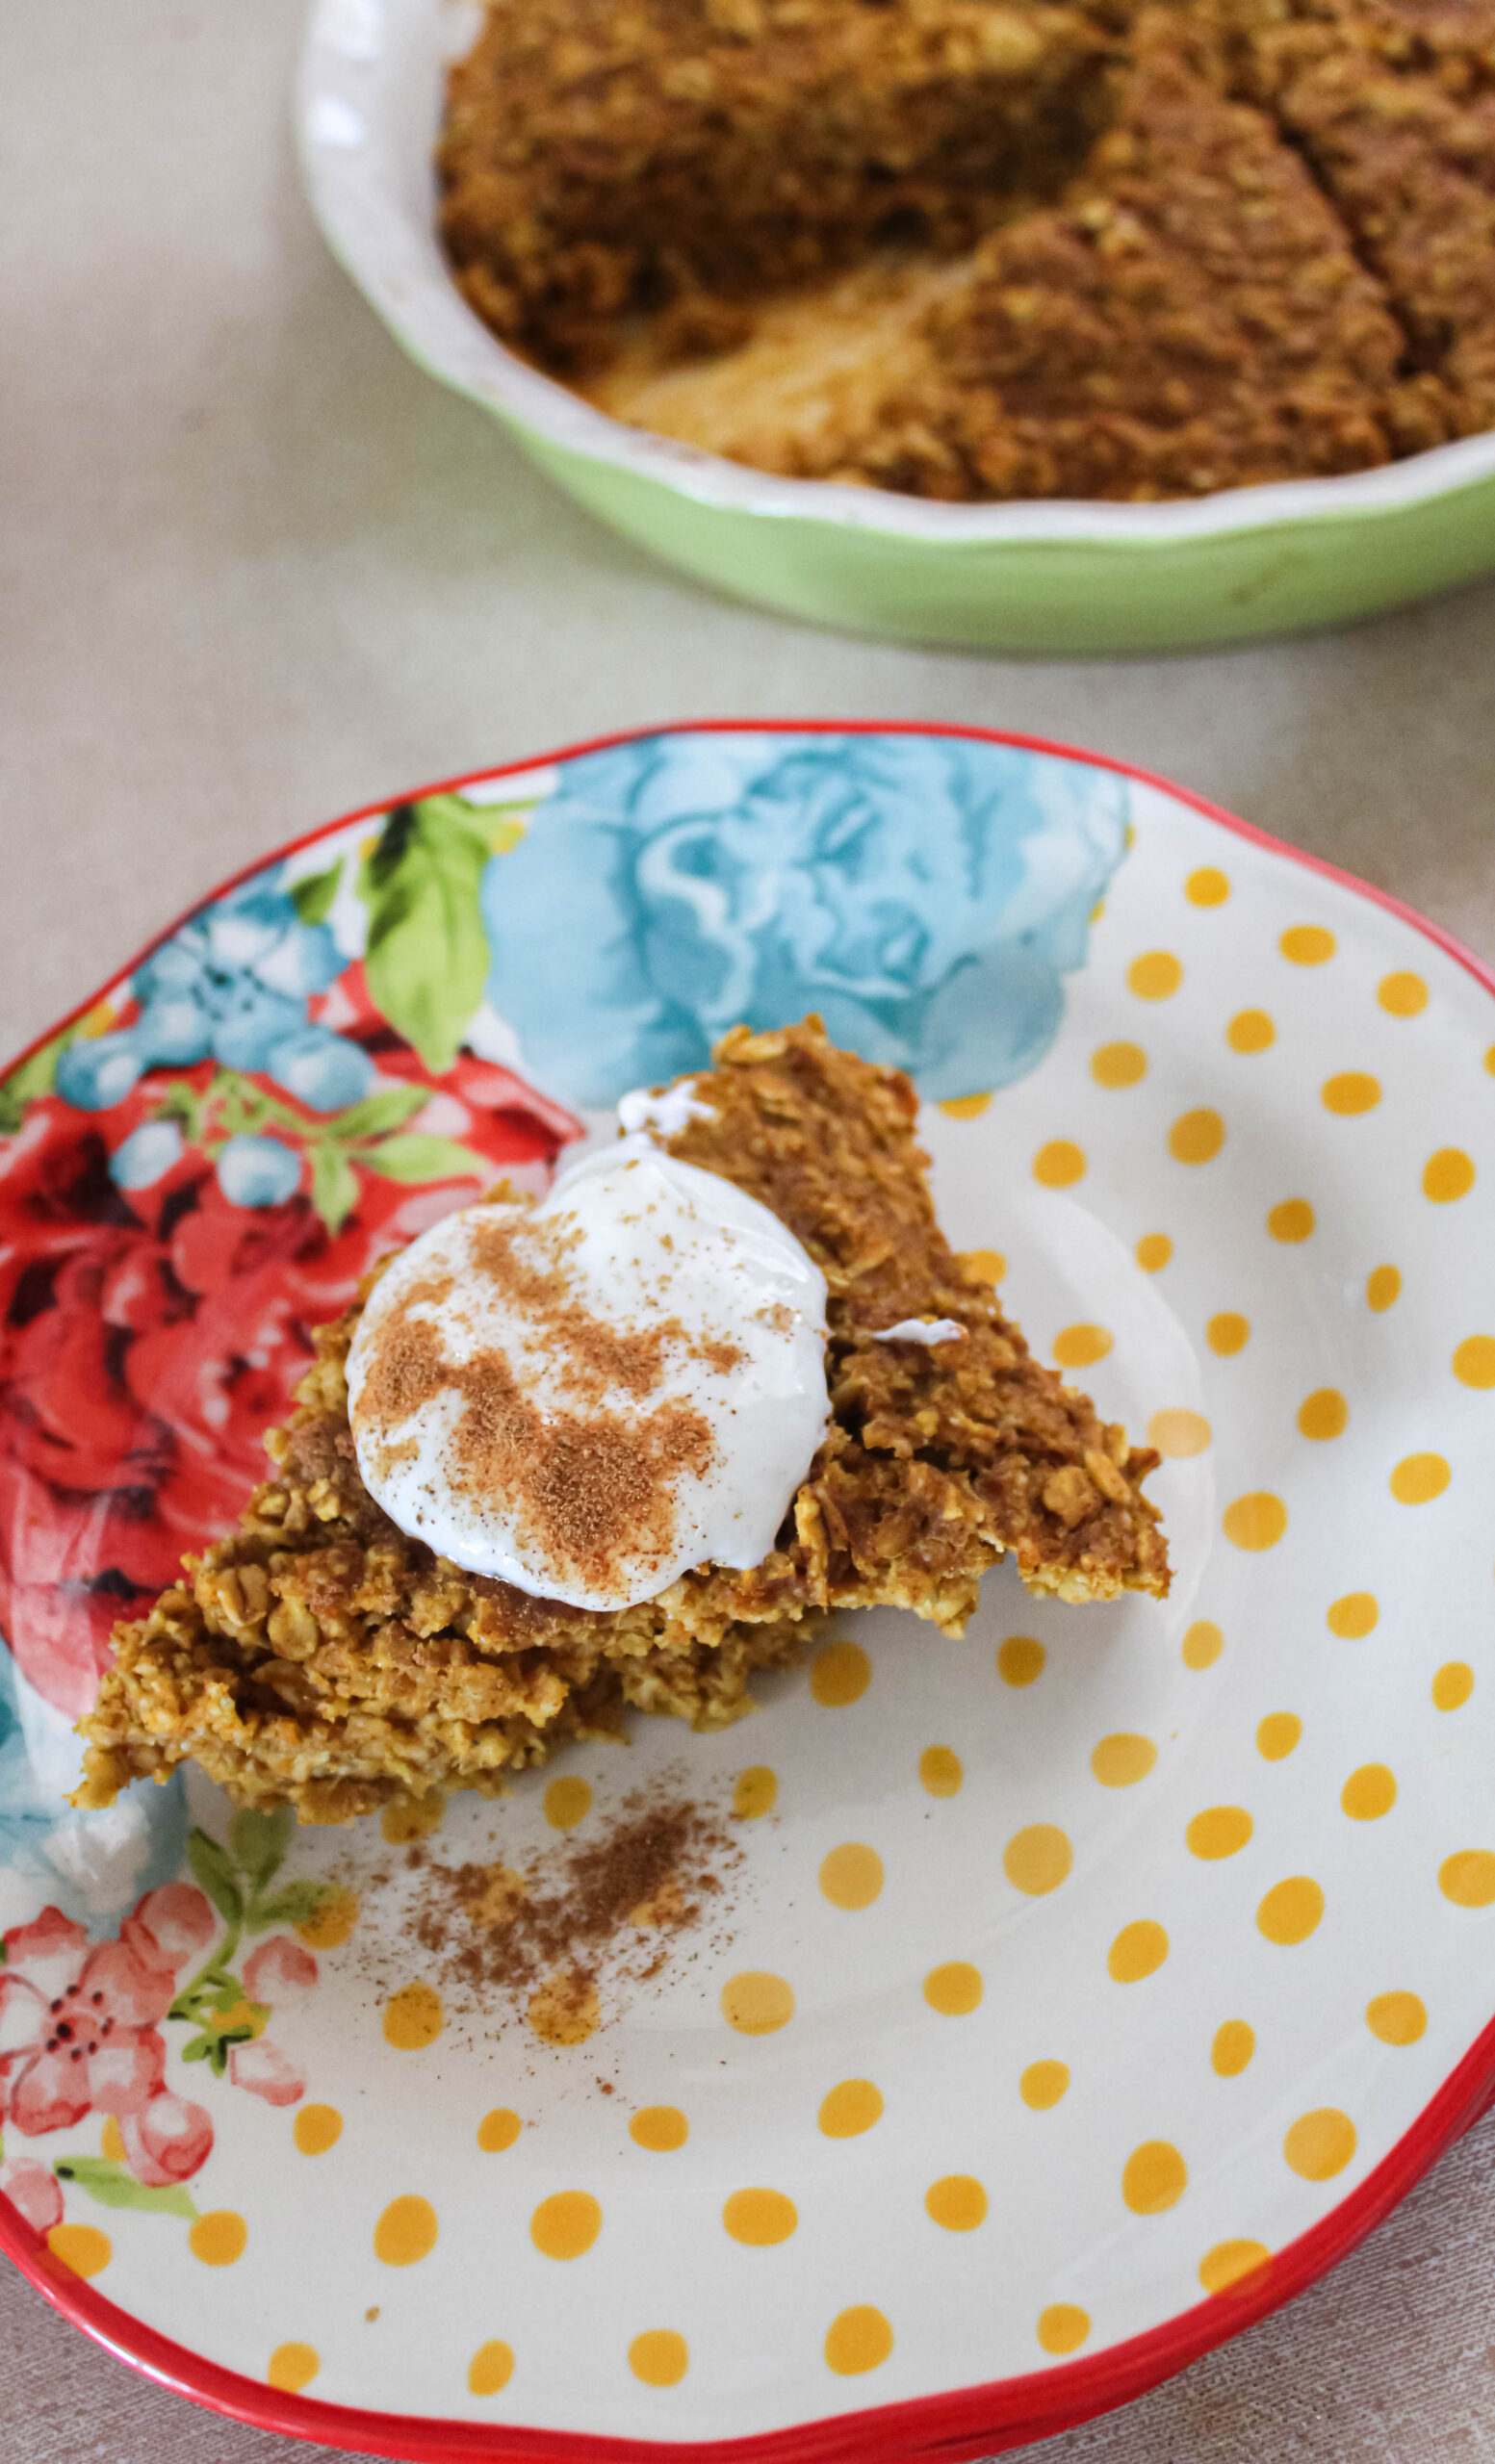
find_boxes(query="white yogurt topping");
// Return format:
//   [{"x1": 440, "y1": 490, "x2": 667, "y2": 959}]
[
  {"x1": 346, "y1": 1139, "x2": 829, "y2": 1611},
  {"x1": 872, "y1": 1318, "x2": 966, "y2": 1345},
  {"x1": 616, "y1": 1081, "x2": 715, "y2": 1138}
]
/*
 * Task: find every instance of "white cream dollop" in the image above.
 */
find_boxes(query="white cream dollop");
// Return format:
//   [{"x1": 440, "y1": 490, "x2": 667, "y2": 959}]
[
  {"x1": 871, "y1": 1318, "x2": 966, "y2": 1345},
  {"x1": 616, "y1": 1080, "x2": 715, "y2": 1138},
  {"x1": 346, "y1": 1138, "x2": 829, "y2": 1611}
]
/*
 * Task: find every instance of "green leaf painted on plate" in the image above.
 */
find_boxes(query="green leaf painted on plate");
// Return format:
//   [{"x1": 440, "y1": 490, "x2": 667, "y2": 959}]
[
  {"x1": 248, "y1": 1878, "x2": 338, "y2": 1933},
  {"x1": 311, "y1": 1142, "x2": 359, "y2": 1236},
  {"x1": 360, "y1": 1133, "x2": 484, "y2": 1187},
  {"x1": 358, "y1": 798, "x2": 492, "y2": 1074},
  {"x1": 328, "y1": 1084, "x2": 427, "y2": 1143},
  {"x1": 229, "y1": 1806, "x2": 293, "y2": 1896},
  {"x1": 290, "y1": 859, "x2": 344, "y2": 925},
  {"x1": 53, "y1": 2159, "x2": 199, "y2": 2222},
  {"x1": 187, "y1": 1829, "x2": 244, "y2": 1928},
  {"x1": 0, "y1": 1029, "x2": 73, "y2": 1135}
]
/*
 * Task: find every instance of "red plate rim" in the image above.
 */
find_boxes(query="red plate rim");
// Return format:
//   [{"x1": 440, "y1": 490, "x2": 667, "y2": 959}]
[{"x1": 4, "y1": 717, "x2": 1495, "y2": 2462}]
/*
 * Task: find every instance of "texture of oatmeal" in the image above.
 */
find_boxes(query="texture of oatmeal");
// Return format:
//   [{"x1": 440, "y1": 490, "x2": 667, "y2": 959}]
[{"x1": 75, "y1": 1019, "x2": 1168, "y2": 1824}]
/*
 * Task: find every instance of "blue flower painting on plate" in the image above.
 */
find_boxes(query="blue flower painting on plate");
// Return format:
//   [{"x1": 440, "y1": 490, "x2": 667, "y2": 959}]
[{"x1": 480, "y1": 732, "x2": 1128, "y2": 1105}]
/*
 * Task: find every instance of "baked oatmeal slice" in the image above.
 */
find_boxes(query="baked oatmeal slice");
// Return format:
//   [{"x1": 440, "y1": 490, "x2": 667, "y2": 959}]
[
  {"x1": 437, "y1": 0, "x2": 1118, "y2": 373},
  {"x1": 75, "y1": 1019, "x2": 1167, "y2": 1824},
  {"x1": 637, "y1": 15, "x2": 1451, "y2": 496},
  {"x1": 1223, "y1": 0, "x2": 1495, "y2": 426}
]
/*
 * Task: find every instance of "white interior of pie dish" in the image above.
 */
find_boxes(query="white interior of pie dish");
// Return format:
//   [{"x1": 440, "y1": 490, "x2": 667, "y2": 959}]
[{"x1": 295, "y1": 0, "x2": 1495, "y2": 548}]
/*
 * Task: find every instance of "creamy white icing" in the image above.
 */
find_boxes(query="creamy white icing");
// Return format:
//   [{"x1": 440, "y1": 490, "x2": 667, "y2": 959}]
[
  {"x1": 871, "y1": 1319, "x2": 966, "y2": 1344},
  {"x1": 616, "y1": 1081, "x2": 715, "y2": 1138},
  {"x1": 346, "y1": 1142, "x2": 828, "y2": 1611}
]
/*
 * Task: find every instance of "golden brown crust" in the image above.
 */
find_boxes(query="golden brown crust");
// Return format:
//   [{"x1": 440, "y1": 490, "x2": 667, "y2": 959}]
[{"x1": 75, "y1": 1019, "x2": 1167, "y2": 1823}]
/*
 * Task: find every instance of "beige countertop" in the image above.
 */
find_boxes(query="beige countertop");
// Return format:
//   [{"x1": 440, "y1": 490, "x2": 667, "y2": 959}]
[{"x1": 5, "y1": 5, "x2": 1495, "y2": 2459}]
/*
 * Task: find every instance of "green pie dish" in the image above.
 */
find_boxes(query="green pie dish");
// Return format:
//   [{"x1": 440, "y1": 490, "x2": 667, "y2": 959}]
[{"x1": 296, "y1": 0, "x2": 1495, "y2": 654}]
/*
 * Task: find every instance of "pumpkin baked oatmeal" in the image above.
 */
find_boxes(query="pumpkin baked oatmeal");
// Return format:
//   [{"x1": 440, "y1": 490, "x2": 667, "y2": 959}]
[
  {"x1": 74, "y1": 1020, "x2": 1168, "y2": 1825},
  {"x1": 438, "y1": 0, "x2": 1491, "y2": 497}
]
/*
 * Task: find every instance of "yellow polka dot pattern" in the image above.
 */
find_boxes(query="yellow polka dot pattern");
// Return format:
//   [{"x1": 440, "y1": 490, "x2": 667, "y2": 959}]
[
  {"x1": 734, "y1": 1766, "x2": 778, "y2": 1819},
  {"x1": 1322, "y1": 1072, "x2": 1380, "y2": 1116},
  {"x1": 1341, "y1": 1764, "x2": 1397, "y2": 1821},
  {"x1": 1367, "y1": 1991, "x2": 1427, "y2": 2044},
  {"x1": 1092, "y1": 1040, "x2": 1147, "y2": 1088},
  {"x1": 296, "y1": 1888, "x2": 358, "y2": 1950},
  {"x1": 1122, "y1": 2142, "x2": 1188, "y2": 2214},
  {"x1": 1034, "y1": 1139, "x2": 1087, "y2": 1189},
  {"x1": 1424, "y1": 1148, "x2": 1476, "y2": 1202},
  {"x1": 1020, "y1": 2061, "x2": 1070, "y2": 2110},
  {"x1": 1052, "y1": 1322, "x2": 1113, "y2": 1368},
  {"x1": 544, "y1": 1776, "x2": 592, "y2": 1831},
  {"x1": 1091, "y1": 1732, "x2": 1157, "y2": 1788},
  {"x1": 1257, "y1": 1878, "x2": 1325, "y2": 1945},
  {"x1": 819, "y1": 2079, "x2": 884, "y2": 2137},
  {"x1": 925, "y1": 1961, "x2": 984, "y2": 2015},
  {"x1": 720, "y1": 1972, "x2": 795, "y2": 2035},
  {"x1": 810, "y1": 1640, "x2": 870, "y2": 1707},
  {"x1": 824, "y1": 2307, "x2": 893, "y2": 2374},
  {"x1": 1299, "y1": 1387, "x2": 1350, "y2": 1440},
  {"x1": 1283, "y1": 2109, "x2": 1356, "y2": 2180},
  {"x1": 1109, "y1": 1921, "x2": 1169, "y2": 1983},
  {"x1": 1366, "y1": 1265, "x2": 1402, "y2": 1312},
  {"x1": 530, "y1": 2193, "x2": 603, "y2": 2261},
  {"x1": 998, "y1": 1634, "x2": 1046, "y2": 1687},
  {"x1": 45, "y1": 2224, "x2": 111, "y2": 2280},
  {"x1": 1212, "y1": 2021, "x2": 1255, "y2": 2077},
  {"x1": 1379, "y1": 970, "x2": 1428, "y2": 1015},
  {"x1": 1439, "y1": 1851, "x2": 1495, "y2": 1909},
  {"x1": 1327, "y1": 1594, "x2": 1378, "y2": 1639},
  {"x1": 1199, "y1": 2242, "x2": 1270, "y2": 2296},
  {"x1": 723, "y1": 2189, "x2": 797, "y2": 2246},
  {"x1": 1207, "y1": 1313, "x2": 1250, "y2": 1355},
  {"x1": 1268, "y1": 1198, "x2": 1315, "y2": 1243},
  {"x1": 1187, "y1": 867, "x2": 1230, "y2": 906},
  {"x1": 380, "y1": 1793, "x2": 444, "y2": 1846},
  {"x1": 919, "y1": 1745, "x2": 964, "y2": 1797},
  {"x1": 937, "y1": 1091, "x2": 992, "y2": 1119},
  {"x1": 1454, "y1": 1336, "x2": 1495, "y2": 1387},
  {"x1": 189, "y1": 2211, "x2": 246, "y2": 2268},
  {"x1": 477, "y1": 2108, "x2": 522, "y2": 2153},
  {"x1": 1127, "y1": 951, "x2": 1183, "y2": 1000},
  {"x1": 469, "y1": 2341, "x2": 514, "y2": 2397},
  {"x1": 383, "y1": 1982, "x2": 444, "y2": 2050},
  {"x1": 1004, "y1": 1824, "x2": 1073, "y2": 1895},
  {"x1": 294, "y1": 2103, "x2": 343, "y2": 2156},
  {"x1": 819, "y1": 1844, "x2": 884, "y2": 1910},
  {"x1": 962, "y1": 1246, "x2": 1006, "y2": 1285},
  {"x1": 1136, "y1": 1232, "x2": 1173, "y2": 1271},
  {"x1": 374, "y1": 2195, "x2": 438, "y2": 2267},
  {"x1": 1182, "y1": 1620, "x2": 1224, "y2": 1671},
  {"x1": 1187, "y1": 1807, "x2": 1253, "y2": 1860},
  {"x1": 631, "y1": 2107, "x2": 688, "y2": 2152},
  {"x1": 1038, "y1": 2304, "x2": 1091, "y2": 2354},
  {"x1": 1432, "y1": 1661, "x2": 1475, "y2": 1710},
  {"x1": 267, "y1": 2342, "x2": 319, "y2": 2393},
  {"x1": 1170, "y1": 1109, "x2": 1225, "y2": 1165},
  {"x1": 1391, "y1": 1452, "x2": 1451, "y2": 1504},
  {"x1": 925, "y1": 2174, "x2": 989, "y2": 2231},
  {"x1": 1224, "y1": 1493, "x2": 1288, "y2": 1551},
  {"x1": 1280, "y1": 925, "x2": 1335, "y2": 964},
  {"x1": 1257, "y1": 1712, "x2": 1303, "y2": 1760},
  {"x1": 1149, "y1": 1409, "x2": 1212, "y2": 1458},
  {"x1": 1227, "y1": 1009, "x2": 1276, "y2": 1054},
  {"x1": 630, "y1": 2331, "x2": 689, "y2": 2386}
]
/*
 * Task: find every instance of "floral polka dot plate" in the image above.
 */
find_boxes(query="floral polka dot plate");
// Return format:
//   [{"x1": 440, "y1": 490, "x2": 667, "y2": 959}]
[{"x1": 4, "y1": 723, "x2": 1495, "y2": 2464}]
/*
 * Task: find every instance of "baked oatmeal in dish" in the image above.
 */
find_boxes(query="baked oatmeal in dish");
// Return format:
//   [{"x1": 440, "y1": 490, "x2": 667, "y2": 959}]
[
  {"x1": 437, "y1": 0, "x2": 1492, "y2": 499},
  {"x1": 74, "y1": 1020, "x2": 1168, "y2": 1825}
]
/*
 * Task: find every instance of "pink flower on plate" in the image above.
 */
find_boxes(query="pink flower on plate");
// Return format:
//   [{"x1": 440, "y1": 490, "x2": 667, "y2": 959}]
[
  {"x1": 227, "y1": 2038, "x2": 304, "y2": 2108},
  {"x1": 121, "y1": 1883, "x2": 218, "y2": 1976},
  {"x1": 0, "y1": 1907, "x2": 170, "y2": 2137},
  {"x1": 0, "y1": 2157, "x2": 64, "y2": 2236},
  {"x1": 243, "y1": 1937, "x2": 318, "y2": 2000},
  {"x1": 117, "y1": 2089, "x2": 215, "y2": 2188}
]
